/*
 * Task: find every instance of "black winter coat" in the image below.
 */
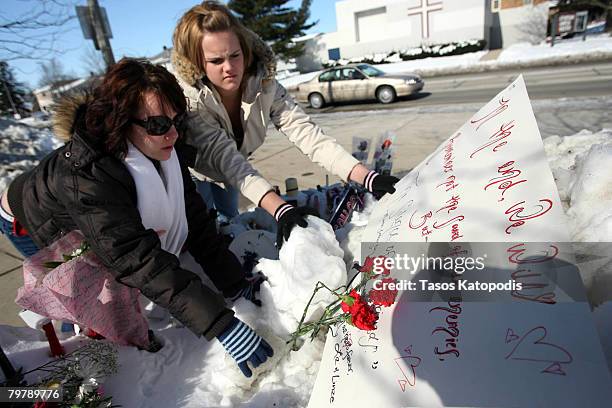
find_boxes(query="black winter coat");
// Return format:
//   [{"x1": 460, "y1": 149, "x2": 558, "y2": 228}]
[{"x1": 7, "y1": 99, "x2": 245, "y2": 341}]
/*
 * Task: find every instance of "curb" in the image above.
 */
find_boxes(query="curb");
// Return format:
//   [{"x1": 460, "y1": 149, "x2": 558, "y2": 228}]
[{"x1": 415, "y1": 51, "x2": 612, "y2": 78}]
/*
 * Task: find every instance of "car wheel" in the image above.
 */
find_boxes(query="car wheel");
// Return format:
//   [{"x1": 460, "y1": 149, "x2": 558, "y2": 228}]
[
  {"x1": 376, "y1": 86, "x2": 396, "y2": 104},
  {"x1": 309, "y1": 92, "x2": 325, "y2": 109}
]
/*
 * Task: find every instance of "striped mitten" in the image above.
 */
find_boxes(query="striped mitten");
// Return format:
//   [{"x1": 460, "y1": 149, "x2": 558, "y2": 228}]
[{"x1": 217, "y1": 317, "x2": 274, "y2": 377}]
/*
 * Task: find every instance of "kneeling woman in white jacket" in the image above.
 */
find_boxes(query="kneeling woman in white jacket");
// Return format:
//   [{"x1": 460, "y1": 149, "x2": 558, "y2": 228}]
[{"x1": 172, "y1": 1, "x2": 399, "y2": 247}]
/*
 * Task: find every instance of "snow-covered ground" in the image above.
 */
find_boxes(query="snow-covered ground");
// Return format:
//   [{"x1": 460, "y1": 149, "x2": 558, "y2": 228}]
[
  {"x1": 0, "y1": 119, "x2": 611, "y2": 406},
  {"x1": 0, "y1": 117, "x2": 60, "y2": 193},
  {"x1": 280, "y1": 33, "x2": 612, "y2": 89},
  {"x1": 0, "y1": 95, "x2": 612, "y2": 408},
  {"x1": 497, "y1": 33, "x2": 612, "y2": 64}
]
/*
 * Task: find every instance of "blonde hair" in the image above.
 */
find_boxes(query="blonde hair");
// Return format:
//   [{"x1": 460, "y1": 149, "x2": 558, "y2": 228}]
[{"x1": 173, "y1": 1, "x2": 255, "y2": 81}]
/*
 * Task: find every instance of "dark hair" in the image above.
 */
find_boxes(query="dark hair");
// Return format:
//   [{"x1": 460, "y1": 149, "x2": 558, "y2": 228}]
[{"x1": 85, "y1": 58, "x2": 187, "y2": 158}]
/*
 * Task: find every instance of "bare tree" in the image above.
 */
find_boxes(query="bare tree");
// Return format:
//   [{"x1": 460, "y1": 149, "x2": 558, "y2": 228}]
[
  {"x1": 37, "y1": 57, "x2": 73, "y2": 87},
  {"x1": 0, "y1": 0, "x2": 79, "y2": 62},
  {"x1": 81, "y1": 44, "x2": 105, "y2": 76},
  {"x1": 517, "y1": 4, "x2": 550, "y2": 44}
]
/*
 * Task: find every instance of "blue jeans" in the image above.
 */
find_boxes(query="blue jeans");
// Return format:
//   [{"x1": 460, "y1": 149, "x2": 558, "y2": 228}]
[
  {"x1": 0, "y1": 213, "x2": 39, "y2": 257},
  {"x1": 196, "y1": 181, "x2": 239, "y2": 221}
]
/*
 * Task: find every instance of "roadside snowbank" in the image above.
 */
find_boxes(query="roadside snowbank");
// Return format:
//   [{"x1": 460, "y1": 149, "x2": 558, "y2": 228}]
[
  {"x1": 280, "y1": 34, "x2": 612, "y2": 89},
  {"x1": 0, "y1": 118, "x2": 60, "y2": 193}
]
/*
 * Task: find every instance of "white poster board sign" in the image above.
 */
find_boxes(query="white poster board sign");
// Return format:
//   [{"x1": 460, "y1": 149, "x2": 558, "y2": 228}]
[{"x1": 307, "y1": 76, "x2": 612, "y2": 407}]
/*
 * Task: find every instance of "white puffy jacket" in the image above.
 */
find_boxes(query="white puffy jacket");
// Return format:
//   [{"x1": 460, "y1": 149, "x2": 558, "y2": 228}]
[{"x1": 171, "y1": 32, "x2": 359, "y2": 206}]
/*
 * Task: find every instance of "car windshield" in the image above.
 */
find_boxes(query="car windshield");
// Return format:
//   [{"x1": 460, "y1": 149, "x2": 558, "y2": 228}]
[{"x1": 357, "y1": 64, "x2": 385, "y2": 77}]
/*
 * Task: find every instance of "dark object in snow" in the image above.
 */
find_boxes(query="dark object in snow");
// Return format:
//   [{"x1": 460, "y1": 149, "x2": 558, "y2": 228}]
[
  {"x1": 138, "y1": 330, "x2": 164, "y2": 353},
  {"x1": 329, "y1": 184, "x2": 365, "y2": 230},
  {"x1": 0, "y1": 344, "x2": 25, "y2": 387},
  {"x1": 242, "y1": 250, "x2": 260, "y2": 274}
]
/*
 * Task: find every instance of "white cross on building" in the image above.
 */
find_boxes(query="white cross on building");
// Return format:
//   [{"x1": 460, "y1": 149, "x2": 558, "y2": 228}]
[{"x1": 407, "y1": 0, "x2": 443, "y2": 38}]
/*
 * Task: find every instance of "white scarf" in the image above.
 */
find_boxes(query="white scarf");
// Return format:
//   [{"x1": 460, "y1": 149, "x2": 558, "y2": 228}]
[{"x1": 123, "y1": 142, "x2": 188, "y2": 257}]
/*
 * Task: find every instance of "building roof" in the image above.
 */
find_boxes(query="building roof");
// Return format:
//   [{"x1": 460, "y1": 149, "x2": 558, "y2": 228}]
[
  {"x1": 149, "y1": 46, "x2": 172, "y2": 65},
  {"x1": 293, "y1": 33, "x2": 323, "y2": 42},
  {"x1": 33, "y1": 78, "x2": 87, "y2": 95}
]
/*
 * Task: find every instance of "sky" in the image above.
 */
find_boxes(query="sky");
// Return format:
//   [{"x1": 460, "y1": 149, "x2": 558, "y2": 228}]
[{"x1": 2, "y1": 0, "x2": 339, "y2": 90}]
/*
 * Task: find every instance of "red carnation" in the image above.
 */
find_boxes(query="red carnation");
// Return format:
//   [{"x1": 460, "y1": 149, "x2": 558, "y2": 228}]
[
  {"x1": 360, "y1": 257, "x2": 375, "y2": 273},
  {"x1": 360, "y1": 256, "x2": 391, "y2": 276},
  {"x1": 352, "y1": 304, "x2": 378, "y2": 331},
  {"x1": 340, "y1": 289, "x2": 378, "y2": 331},
  {"x1": 341, "y1": 289, "x2": 361, "y2": 313},
  {"x1": 369, "y1": 278, "x2": 398, "y2": 307}
]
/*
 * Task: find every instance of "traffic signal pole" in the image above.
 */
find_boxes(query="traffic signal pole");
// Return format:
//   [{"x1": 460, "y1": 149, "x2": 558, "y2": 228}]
[{"x1": 88, "y1": 0, "x2": 115, "y2": 68}]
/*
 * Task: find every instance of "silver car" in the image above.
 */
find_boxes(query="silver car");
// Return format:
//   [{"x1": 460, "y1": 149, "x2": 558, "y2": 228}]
[{"x1": 296, "y1": 64, "x2": 424, "y2": 109}]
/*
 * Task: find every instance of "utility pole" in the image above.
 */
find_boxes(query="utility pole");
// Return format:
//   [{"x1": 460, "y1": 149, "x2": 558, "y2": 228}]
[
  {"x1": 550, "y1": 13, "x2": 558, "y2": 47},
  {"x1": 87, "y1": 0, "x2": 115, "y2": 68}
]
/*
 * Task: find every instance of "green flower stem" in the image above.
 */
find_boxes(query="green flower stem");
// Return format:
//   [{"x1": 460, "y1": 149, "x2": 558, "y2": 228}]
[
  {"x1": 289, "y1": 281, "x2": 349, "y2": 348},
  {"x1": 288, "y1": 269, "x2": 377, "y2": 348}
]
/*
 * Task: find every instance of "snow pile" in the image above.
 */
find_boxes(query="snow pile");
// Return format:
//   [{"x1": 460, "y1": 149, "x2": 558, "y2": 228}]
[
  {"x1": 0, "y1": 117, "x2": 61, "y2": 192},
  {"x1": 324, "y1": 40, "x2": 487, "y2": 68},
  {"x1": 498, "y1": 34, "x2": 612, "y2": 64},
  {"x1": 0, "y1": 215, "x2": 349, "y2": 407},
  {"x1": 254, "y1": 216, "x2": 347, "y2": 336},
  {"x1": 544, "y1": 129, "x2": 612, "y2": 308},
  {"x1": 543, "y1": 129, "x2": 612, "y2": 240}
]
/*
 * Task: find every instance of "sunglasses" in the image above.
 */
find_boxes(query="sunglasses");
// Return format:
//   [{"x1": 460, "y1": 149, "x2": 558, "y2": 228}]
[{"x1": 131, "y1": 112, "x2": 186, "y2": 136}]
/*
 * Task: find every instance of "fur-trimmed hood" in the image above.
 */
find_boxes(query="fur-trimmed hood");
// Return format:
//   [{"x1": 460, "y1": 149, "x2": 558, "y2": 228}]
[
  {"x1": 52, "y1": 92, "x2": 92, "y2": 142},
  {"x1": 171, "y1": 27, "x2": 276, "y2": 88}
]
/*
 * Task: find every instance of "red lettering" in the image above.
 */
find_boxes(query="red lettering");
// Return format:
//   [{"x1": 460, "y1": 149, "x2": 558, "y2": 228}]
[
  {"x1": 409, "y1": 210, "x2": 432, "y2": 229},
  {"x1": 504, "y1": 199, "x2": 553, "y2": 234},
  {"x1": 484, "y1": 161, "x2": 527, "y2": 201},
  {"x1": 470, "y1": 120, "x2": 515, "y2": 158},
  {"x1": 507, "y1": 243, "x2": 559, "y2": 264},
  {"x1": 470, "y1": 97, "x2": 510, "y2": 131}
]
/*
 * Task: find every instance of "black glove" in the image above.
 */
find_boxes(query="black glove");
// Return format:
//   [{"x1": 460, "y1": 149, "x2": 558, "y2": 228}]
[
  {"x1": 364, "y1": 171, "x2": 399, "y2": 199},
  {"x1": 274, "y1": 204, "x2": 319, "y2": 249}
]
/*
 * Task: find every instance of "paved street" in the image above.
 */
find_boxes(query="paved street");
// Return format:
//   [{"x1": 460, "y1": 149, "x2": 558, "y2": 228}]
[
  {"x1": 302, "y1": 61, "x2": 612, "y2": 113},
  {"x1": 255, "y1": 61, "x2": 612, "y2": 194},
  {"x1": 1, "y1": 60, "x2": 611, "y2": 327}
]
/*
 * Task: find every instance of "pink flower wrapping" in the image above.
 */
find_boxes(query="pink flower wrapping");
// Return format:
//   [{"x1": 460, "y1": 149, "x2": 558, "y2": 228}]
[{"x1": 15, "y1": 230, "x2": 150, "y2": 347}]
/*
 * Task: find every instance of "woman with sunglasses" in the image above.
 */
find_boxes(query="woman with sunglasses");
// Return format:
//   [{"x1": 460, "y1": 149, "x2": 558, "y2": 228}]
[
  {"x1": 0, "y1": 58, "x2": 272, "y2": 377},
  {"x1": 172, "y1": 1, "x2": 399, "y2": 248}
]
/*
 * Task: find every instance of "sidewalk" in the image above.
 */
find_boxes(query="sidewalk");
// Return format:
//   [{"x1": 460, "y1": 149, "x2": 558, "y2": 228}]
[{"x1": 479, "y1": 49, "x2": 503, "y2": 61}]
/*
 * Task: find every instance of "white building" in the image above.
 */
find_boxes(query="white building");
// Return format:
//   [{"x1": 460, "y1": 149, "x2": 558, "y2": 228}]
[
  {"x1": 32, "y1": 78, "x2": 91, "y2": 113},
  {"x1": 294, "y1": 0, "x2": 550, "y2": 70}
]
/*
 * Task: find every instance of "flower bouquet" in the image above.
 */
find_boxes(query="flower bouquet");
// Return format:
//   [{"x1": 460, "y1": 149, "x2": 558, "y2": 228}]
[
  {"x1": 15, "y1": 230, "x2": 150, "y2": 348},
  {"x1": 25, "y1": 341, "x2": 120, "y2": 407},
  {"x1": 288, "y1": 256, "x2": 398, "y2": 349}
]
